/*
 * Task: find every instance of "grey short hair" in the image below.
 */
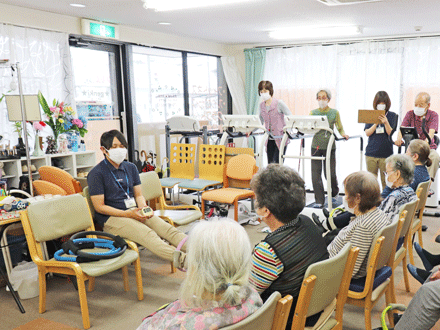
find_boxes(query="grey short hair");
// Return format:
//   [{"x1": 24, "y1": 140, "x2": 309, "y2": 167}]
[
  {"x1": 251, "y1": 164, "x2": 305, "y2": 223},
  {"x1": 317, "y1": 89, "x2": 332, "y2": 101},
  {"x1": 179, "y1": 219, "x2": 252, "y2": 307},
  {"x1": 416, "y1": 92, "x2": 431, "y2": 104},
  {"x1": 385, "y1": 154, "x2": 415, "y2": 185}
]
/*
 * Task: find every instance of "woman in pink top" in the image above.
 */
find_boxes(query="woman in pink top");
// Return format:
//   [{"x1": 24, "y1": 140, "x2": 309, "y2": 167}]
[{"x1": 258, "y1": 80, "x2": 292, "y2": 164}]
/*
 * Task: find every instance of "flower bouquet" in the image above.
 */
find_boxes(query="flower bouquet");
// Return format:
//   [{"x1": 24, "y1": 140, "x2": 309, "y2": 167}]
[{"x1": 38, "y1": 91, "x2": 88, "y2": 146}]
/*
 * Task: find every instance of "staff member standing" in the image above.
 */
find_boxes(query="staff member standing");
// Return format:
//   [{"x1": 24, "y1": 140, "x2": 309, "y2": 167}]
[
  {"x1": 365, "y1": 91, "x2": 398, "y2": 190},
  {"x1": 258, "y1": 80, "x2": 292, "y2": 164},
  {"x1": 395, "y1": 92, "x2": 440, "y2": 180},
  {"x1": 310, "y1": 89, "x2": 349, "y2": 208}
]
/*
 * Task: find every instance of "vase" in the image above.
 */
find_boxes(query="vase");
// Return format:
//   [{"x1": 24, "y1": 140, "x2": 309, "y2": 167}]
[
  {"x1": 32, "y1": 134, "x2": 45, "y2": 157},
  {"x1": 16, "y1": 137, "x2": 27, "y2": 157},
  {"x1": 45, "y1": 136, "x2": 58, "y2": 154}
]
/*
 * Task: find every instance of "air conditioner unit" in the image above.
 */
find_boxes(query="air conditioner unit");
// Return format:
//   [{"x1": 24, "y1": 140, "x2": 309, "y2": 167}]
[{"x1": 316, "y1": 0, "x2": 381, "y2": 5}]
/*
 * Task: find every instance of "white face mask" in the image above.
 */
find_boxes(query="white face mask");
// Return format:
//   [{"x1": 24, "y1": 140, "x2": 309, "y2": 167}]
[
  {"x1": 377, "y1": 104, "x2": 386, "y2": 111},
  {"x1": 414, "y1": 106, "x2": 426, "y2": 117},
  {"x1": 261, "y1": 92, "x2": 271, "y2": 101},
  {"x1": 106, "y1": 148, "x2": 127, "y2": 165},
  {"x1": 318, "y1": 100, "x2": 328, "y2": 109},
  {"x1": 343, "y1": 198, "x2": 355, "y2": 214},
  {"x1": 385, "y1": 173, "x2": 394, "y2": 188}
]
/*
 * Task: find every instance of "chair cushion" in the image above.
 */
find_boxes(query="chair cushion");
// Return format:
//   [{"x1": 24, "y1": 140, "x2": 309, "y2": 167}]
[
  {"x1": 412, "y1": 218, "x2": 421, "y2": 229},
  {"x1": 178, "y1": 179, "x2": 221, "y2": 190},
  {"x1": 202, "y1": 188, "x2": 255, "y2": 204},
  {"x1": 160, "y1": 178, "x2": 191, "y2": 188},
  {"x1": 349, "y1": 266, "x2": 392, "y2": 292},
  {"x1": 396, "y1": 236, "x2": 404, "y2": 251},
  {"x1": 155, "y1": 209, "x2": 202, "y2": 226},
  {"x1": 52, "y1": 249, "x2": 139, "y2": 277}
]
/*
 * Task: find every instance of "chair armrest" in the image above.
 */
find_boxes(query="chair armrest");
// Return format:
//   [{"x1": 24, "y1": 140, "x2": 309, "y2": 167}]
[
  {"x1": 163, "y1": 204, "x2": 201, "y2": 212},
  {"x1": 125, "y1": 239, "x2": 139, "y2": 253}
]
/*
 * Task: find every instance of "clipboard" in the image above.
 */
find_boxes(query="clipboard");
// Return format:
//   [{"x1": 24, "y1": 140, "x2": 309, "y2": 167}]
[{"x1": 358, "y1": 109, "x2": 385, "y2": 124}]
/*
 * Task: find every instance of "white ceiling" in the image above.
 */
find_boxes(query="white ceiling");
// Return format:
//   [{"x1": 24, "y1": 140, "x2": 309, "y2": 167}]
[{"x1": 1, "y1": 0, "x2": 440, "y2": 45}]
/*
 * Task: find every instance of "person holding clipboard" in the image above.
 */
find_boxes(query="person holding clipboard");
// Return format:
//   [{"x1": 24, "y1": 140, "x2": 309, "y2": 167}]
[{"x1": 364, "y1": 91, "x2": 398, "y2": 190}]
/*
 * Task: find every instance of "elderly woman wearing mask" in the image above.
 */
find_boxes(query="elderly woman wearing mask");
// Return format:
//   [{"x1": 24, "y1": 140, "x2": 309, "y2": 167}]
[
  {"x1": 315, "y1": 154, "x2": 417, "y2": 236},
  {"x1": 137, "y1": 220, "x2": 262, "y2": 330}
]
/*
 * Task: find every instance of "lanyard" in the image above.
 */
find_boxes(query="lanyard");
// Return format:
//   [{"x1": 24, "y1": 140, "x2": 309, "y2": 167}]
[{"x1": 106, "y1": 160, "x2": 130, "y2": 198}]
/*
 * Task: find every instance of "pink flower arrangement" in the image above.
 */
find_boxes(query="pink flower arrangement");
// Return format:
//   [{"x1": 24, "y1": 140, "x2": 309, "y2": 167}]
[
  {"x1": 32, "y1": 121, "x2": 46, "y2": 132},
  {"x1": 72, "y1": 118, "x2": 84, "y2": 129}
]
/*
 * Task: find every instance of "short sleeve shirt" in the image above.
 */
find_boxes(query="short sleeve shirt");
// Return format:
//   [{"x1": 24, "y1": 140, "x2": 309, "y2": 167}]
[
  {"x1": 87, "y1": 159, "x2": 141, "y2": 227},
  {"x1": 365, "y1": 111, "x2": 398, "y2": 158},
  {"x1": 401, "y1": 109, "x2": 439, "y2": 149}
]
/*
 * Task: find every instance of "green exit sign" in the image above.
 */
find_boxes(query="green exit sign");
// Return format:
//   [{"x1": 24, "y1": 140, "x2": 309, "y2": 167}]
[
  {"x1": 90, "y1": 22, "x2": 115, "y2": 38},
  {"x1": 81, "y1": 19, "x2": 119, "y2": 39}
]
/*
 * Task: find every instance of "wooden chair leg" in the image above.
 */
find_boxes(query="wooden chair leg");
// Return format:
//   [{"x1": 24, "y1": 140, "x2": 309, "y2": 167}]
[
  {"x1": 201, "y1": 198, "x2": 206, "y2": 219},
  {"x1": 122, "y1": 266, "x2": 129, "y2": 292},
  {"x1": 409, "y1": 233, "x2": 416, "y2": 265},
  {"x1": 87, "y1": 277, "x2": 95, "y2": 292},
  {"x1": 170, "y1": 261, "x2": 176, "y2": 273},
  {"x1": 402, "y1": 254, "x2": 411, "y2": 292},
  {"x1": 38, "y1": 268, "x2": 47, "y2": 314},
  {"x1": 389, "y1": 274, "x2": 397, "y2": 306},
  {"x1": 76, "y1": 273, "x2": 90, "y2": 329},
  {"x1": 385, "y1": 287, "x2": 395, "y2": 328},
  {"x1": 364, "y1": 306, "x2": 373, "y2": 330},
  {"x1": 234, "y1": 200, "x2": 239, "y2": 222},
  {"x1": 133, "y1": 258, "x2": 144, "y2": 301},
  {"x1": 418, "y1": 227, "x2": 423, "y2": 248}
]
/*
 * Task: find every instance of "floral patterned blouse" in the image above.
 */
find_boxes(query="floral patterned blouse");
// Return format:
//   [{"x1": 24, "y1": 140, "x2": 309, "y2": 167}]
[{"x1": 137, "y1": 286, "x2": 263, "y2": 330}]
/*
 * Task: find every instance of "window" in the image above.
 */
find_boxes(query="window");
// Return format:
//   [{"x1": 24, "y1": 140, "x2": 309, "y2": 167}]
[
  {"x1": 132, "y1": 47, "x2": 184, "y2": 123},
  {"x1": 187, "y1": 54, "x2": 222, "y2": 128}
]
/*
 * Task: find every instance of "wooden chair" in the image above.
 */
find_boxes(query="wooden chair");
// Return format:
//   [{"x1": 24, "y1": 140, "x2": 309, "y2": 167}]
[
  {"x1": 221, "y1": 291, "x2": 293, "y2": 330},
  {"x1": 392, "y1": 198, "x2": 419, "y2": 295},
  {"x1": 38, "y1": 165, "x2": 83, "y2": 194},
  {"x1": 291, "y1": 244, "x2": 359, "y2": 330},
  {"x1": 19, "y1": 194, "x2": 143, "y2": 329},
  {"x1": 140, "y1": 171, "x2": 203, "y2": 227},
  {"x1": 201, "y1": 154, "x2": 258, "y2": 222},
  {"x1": 33, "y1": 180, "x2": 68, "y2": 196},
  {"x1": 178, "y1": 144, "x2": 226, "y2": 202},
  {"x1": 346, "y1": 217, "x2": 403, "y2": 330},
  {"x1": 409, "y1": 180, "x2": 430, "y2": 265}
]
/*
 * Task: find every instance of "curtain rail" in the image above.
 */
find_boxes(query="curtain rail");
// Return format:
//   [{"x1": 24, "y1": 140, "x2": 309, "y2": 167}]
[{"x1": 254, "y1": 33, "x2": 440, "y2": 50}]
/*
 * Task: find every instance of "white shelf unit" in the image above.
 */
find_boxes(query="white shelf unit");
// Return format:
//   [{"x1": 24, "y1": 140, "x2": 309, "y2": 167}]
[{"x1": 0, "y1": 151, "x2": 96, "y2": 188}]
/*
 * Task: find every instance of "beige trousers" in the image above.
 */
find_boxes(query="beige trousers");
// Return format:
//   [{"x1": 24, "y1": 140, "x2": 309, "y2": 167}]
[
  {"x1": 104, "y1": 215, "x2": 186, "y2": 262},
  {"x1": 428, "y1": 149, "x2": 440, "y2": 180},
  {"x1": 366, "y1": 156, "x2": 387, "y2": 191}
]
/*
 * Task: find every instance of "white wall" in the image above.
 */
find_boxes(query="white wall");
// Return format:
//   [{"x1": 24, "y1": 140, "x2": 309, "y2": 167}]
[{"x1": 0, "y1": 3, "x2": 227, "y2": 56}]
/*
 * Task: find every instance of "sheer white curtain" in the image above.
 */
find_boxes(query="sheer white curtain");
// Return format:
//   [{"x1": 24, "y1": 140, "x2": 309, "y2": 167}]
[
  {"x1": 263, "y1": 39, "x2": 411, "y2": 191},
  {"x1": 0, "y1": 24, "x2": 74, "y2": 147},
  {"x1": 221, "y1": 56, "x2": 246, "y2": 115}
]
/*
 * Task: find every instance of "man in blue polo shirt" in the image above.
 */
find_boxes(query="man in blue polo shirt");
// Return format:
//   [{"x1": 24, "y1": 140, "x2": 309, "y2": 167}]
[{"x1": 87, "y1": 129, "x2": 187, "y2": 267}]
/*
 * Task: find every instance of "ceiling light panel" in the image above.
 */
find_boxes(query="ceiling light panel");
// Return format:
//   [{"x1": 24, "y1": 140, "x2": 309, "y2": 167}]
[
  {"x1": 316, "y1": 0, "x2": 381, "y2": 5},
  {"x1": 142, "y1": 0, "x2": 259, "y2": 11}
]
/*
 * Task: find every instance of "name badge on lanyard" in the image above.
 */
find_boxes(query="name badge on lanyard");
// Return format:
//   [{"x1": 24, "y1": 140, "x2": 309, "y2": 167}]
[
  {"x1": 124, "y1": 197, "x2": 136, "y2": 209},
  {"x1": 376, "y1": 126, "x2": 385, "y2": 134}
]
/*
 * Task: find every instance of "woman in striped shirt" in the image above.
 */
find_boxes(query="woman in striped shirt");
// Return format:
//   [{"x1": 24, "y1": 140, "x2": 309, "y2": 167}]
[
  {"x1": 249, "y1": 164, "x2": 329, "y2": 328},
  {"x1": 328, "y1": 171, "x2": 389, "y2": 279}
]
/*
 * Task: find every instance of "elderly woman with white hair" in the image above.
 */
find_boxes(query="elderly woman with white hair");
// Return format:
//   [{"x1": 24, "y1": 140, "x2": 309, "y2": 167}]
[
  {"x1": 310, "y1": 89, "x2": 349, "y2": 208},
  {"x1": 137, "y1": 220, "x2": 263, "y2": 330}
]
